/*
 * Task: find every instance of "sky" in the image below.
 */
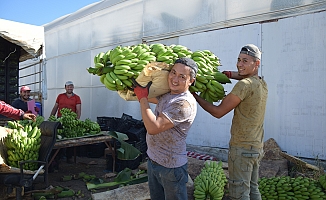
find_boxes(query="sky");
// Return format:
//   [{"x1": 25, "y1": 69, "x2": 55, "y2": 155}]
[{"x1": 0, "y1": 0, "x2": 101, "y2": 26}]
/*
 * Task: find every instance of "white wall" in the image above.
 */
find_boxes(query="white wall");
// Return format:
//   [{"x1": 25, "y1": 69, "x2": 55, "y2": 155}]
[
  {"x1": 262, "y1": 12, "x2": 326, "y2": 159},
  {"x1": 185, "y1": 12, "x2": 326, "y2": 160},
  {"x1": 42, "y1": 0, "x2": 326, "y2": 160},
  {"x1": 182, "y1": 24, "x2": 262, "y2": 149}
]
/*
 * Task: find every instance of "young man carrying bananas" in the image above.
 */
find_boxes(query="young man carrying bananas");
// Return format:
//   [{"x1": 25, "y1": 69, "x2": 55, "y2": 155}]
[
  {"x1": 132, "y1": 57, "x2": 198, "y2": 200},
  {"x1": 193, "y1": 44, "x2": 268, "y2": 200}
]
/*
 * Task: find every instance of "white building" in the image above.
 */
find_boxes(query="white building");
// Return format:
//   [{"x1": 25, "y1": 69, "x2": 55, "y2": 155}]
[{"x1": 19, "y1": 0, "x2": 326, "y2": 162}]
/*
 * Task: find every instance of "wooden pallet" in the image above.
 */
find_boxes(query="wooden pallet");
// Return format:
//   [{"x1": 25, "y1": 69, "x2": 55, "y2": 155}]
[{"x1": 279, "y1": 151, "x2": 320, "y2": 171}]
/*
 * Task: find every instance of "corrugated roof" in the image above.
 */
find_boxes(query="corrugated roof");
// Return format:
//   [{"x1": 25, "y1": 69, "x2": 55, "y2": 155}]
[{"x1": 0, "y1": 19, "x2": 44, "y2": 62}]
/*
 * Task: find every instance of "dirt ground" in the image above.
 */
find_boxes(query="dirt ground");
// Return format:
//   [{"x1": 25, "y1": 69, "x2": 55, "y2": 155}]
[
  {"x1": 1, "y1": 155, "x2": 212, "y2": 200},
  {"x1": 1, "y1": 138, "x2": 301, "y2": 200},
  {"x1": 40, "y1": 156, "x2": 210, "y2": 200}
]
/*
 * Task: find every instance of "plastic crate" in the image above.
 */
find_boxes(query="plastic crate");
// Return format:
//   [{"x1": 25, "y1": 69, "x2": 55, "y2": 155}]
[
  {"x1": 87, "y1": 143, "x2": 106, "y2": 158},
  {"x1": 125, "y1": 126, "x2": 146, "y2": 142},
  {"x1": 121, "y1": 113, "x2": 133, "y2": 120},
  {"x1": 97, "y1": 117, "x2": 122, "y2": 131}
]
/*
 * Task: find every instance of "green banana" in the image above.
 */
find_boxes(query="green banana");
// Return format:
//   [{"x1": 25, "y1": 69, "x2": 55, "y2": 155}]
[
  {"x1": 213, "y1": 71, "x2": 231, "y2": 84},
  {"x1": 111, "y1": 55, "x2": 125, "y2": 65},
  {"x1": 124, "y1": 52, "x2": 138, "y2": 60},
  {"x1": 116, "y1": 59, "x2": 132, "y2": 65},
  {"x1": 115, "y1": 65, "x2": 131, "y2": 70},
  {"x1": 138, "y1": 52, "x2": 151, "y2": 60},
  {"x1": 105, "y1": 73, "x2": 115, "y2": 84},
  {"x1": 114, "y1": 69, "x2": 129, "y2": 75},
  {"x1": 116, "y1": 75, "x2": 129, "y2": 80},
  {"x1": 137, "y1": 60, "x2": 149, "y2": 65}
]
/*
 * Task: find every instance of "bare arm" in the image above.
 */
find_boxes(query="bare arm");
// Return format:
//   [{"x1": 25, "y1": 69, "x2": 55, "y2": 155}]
[
  {"x1": 50, "y1": 103, "x2": 59, "y2": 116},
  {"x1": 193, "y1": 92, "x2": 241, "y2": 118},
  {"x1": 229, "y1": 71, "x2": 244, "y2": 80},
  {"x1": 139, "y1": 98, "x2": 174, "y2": 135},
  {"x1": 148, "y1": 97, "x2": 158, "y2": 104},
  {"x1": 76, "y1": 104, "x2": 81, "y2": 119}
]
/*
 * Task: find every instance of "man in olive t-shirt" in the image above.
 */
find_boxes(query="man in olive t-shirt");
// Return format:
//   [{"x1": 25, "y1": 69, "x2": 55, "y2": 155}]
[{"x1": 193, "y1": 44, "x2": 268, "y2": 200}]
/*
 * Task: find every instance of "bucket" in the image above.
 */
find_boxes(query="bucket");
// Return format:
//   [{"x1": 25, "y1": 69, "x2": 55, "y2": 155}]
[{"x1": 35, "y1": 102, "x2": 42, "y2": 116}]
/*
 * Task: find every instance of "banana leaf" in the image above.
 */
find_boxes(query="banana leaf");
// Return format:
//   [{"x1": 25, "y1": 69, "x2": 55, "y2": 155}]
[
  {"x1": 107, "y1": 131, "x2": 141, "y2": 160},
  {"x1": 86, "y1": 175, "x2": 148, "y2": 190},
  {"x1": 114, "y1": 168, "x2": 132, "y2": 182}
]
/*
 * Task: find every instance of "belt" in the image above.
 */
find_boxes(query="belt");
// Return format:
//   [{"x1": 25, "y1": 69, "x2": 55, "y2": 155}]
[
  {"x1": 232, "y1": 145, "x2": 263, "y2": 152},
  {"x1": 149, "y1": 158, "x2": 160, "y2": 165}
]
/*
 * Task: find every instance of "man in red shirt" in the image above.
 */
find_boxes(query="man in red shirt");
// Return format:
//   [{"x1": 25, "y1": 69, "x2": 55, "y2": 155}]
[
  {"x1": 50, "y1": 81, "x2": 81, "y2": 119},
  {"x1": 50, "y1": 81, "x2": 81, "y2": 164}
]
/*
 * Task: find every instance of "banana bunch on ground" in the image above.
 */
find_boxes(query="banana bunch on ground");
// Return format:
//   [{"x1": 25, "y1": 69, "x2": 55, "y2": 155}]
[
  {"x1": 319, "y1": 174, "x2": 326, "y2": 190},
  {"x1": 189, "y1": 50, "x2": 231, "y2": 103},
  {"x1": 259, "y1": 176, "x2": 326, "y2": 200},
  {"x1": 193, "y1": 161, "x2": 227, "y2": 200},
  {"x1": 48, "y1": 108, "x2": 101, "y2": 139},
  {"x1": 5, "y1": 121, "x2": 41, "y2": 170},
  {"x1": 87, "y1": 43, "x2": 231, "y2": 102}
]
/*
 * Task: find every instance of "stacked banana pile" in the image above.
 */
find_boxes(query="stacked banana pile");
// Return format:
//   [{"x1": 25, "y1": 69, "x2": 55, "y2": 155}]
[
  {"x1": 87, "y1": 43, "x2": 231, "y2": 103},
  {"x1": 193, "y1": 161, "x2": 227, "y2": 200},
  {"x1": 48, "y1": 108, "x2": 101, "y2": 139},
  {"x1": 5, "y1": 121, "x2": 41, "y2": 170},
  {"x1": 259, "y1": 176, "x2": 326, "y2": 200}
]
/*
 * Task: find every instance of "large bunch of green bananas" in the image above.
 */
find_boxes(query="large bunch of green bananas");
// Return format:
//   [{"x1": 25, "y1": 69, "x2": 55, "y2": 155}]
[
  {"x1": 259, "y1": 176, "x2": 326, "y2": 200},
  {"x1": 5, "y1": 121, "x2": 41, "y2": 170},
  {"x1": 87, "y1": 43, "x2": 231, "y2": 103},
  {"x1": 319, "y1": 174, "x2": 326, "y2": 191},
  {"x1": 48, "y1": 108, "x2": 101, "y2": 139},
  {"x1": 82, "y1": 118, "x2": 101, "y2": 134},
  {"x1": 190, "y1": 50, "x2": 231, "y2": 103},
  {"x1": 193, "y1": 161, "x2": 227, "y2": 200}
]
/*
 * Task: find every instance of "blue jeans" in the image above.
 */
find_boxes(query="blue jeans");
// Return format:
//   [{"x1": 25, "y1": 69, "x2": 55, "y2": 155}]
[
  {"x1": 228, "y1": 146, "x2": 264, "y2": 200},
  {"x1": 147, "y1": 159, "x2": 188, "y2": 200}
]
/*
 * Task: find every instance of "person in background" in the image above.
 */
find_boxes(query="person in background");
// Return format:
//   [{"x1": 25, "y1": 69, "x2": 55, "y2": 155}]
[
  {"x1": 192, "y1": 44, "x2": 268, "y2": 200},
  {"x1": 132, "y1": 57, "x2": 198, "y2": 200},
  {"x1": 0, "y1": 100, "x2": 36, "y2": 121},
  {"x1": 50, "y1": 81, "x2": 81, "y2": 164},
  {"x1": 50, "y1": 81, "x2": 81, "y2": 119},
  {"x1": 11, "y1": 86, "x2": 39, "y2": 114}
]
